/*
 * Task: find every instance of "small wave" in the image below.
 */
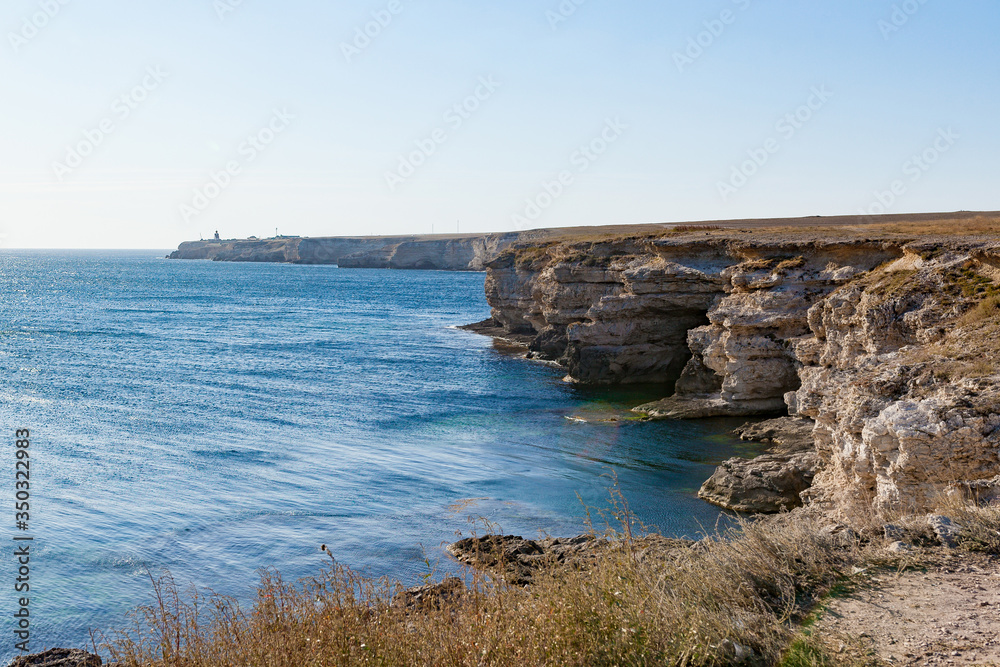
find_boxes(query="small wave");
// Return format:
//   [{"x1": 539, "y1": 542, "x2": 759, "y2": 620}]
[
  {"x1": 93, "y1": 552, "x2": 153, "y2": 573},
  {"x1": 191, "y1": 447, "x2": 274, "y2": 464},
  {"x1": 0, "y1": 391, "x2": 54, "y2": 406}
]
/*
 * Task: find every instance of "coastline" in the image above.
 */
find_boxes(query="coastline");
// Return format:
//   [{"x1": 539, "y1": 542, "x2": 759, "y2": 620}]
[
  {"x1": 165, "y1": 211, "x2": 1000, "y2": 270},
  {"x1": 165, "y1": 210, "x2": 1000, "y2": 526},
  {"x1": 457, "y1": 318, "x2": 534, "y2": 349},
  {"x1": 465, "y1": 214, "x2": 1000, "y2": 520},
  {"x1": 15, "y1": 212, "x2": 1000, "y2": 666}
]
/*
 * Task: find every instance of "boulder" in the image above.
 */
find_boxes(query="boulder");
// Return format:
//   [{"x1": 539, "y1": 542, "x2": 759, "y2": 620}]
[
  {"x1": 697, "y1": 417, "x2": 820, "y2": 513},
  {"x1": 926, "y1": 514, "x2": 961, "y2": 548},
  {"x1": 391, "y1": 577, "x2": 465, "y2": 611},
  {"x1": 698, "y1": 449, "x2": 819, "y2": 513},
  {"x1": 447, "y1": 533, "x2": 690, "y2": 584},
  {"x1": 7, "y1": 649, "x2": 102, "y2": 667},
  {"x1": 732, "y1": 416, "x2": 815, "y2": 452}
]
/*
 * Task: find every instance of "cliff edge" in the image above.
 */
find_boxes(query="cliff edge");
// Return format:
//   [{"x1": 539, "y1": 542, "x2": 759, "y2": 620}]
[
  {"x1": 471, "y1": 212, "x2": 1000, "y2": 521},
  {"x1": 168, "y1": 234, "x2": 518, "y2": 270}
]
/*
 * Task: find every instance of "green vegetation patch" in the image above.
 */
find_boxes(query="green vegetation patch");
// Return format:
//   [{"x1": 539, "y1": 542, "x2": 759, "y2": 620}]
[
  {"x1": 953, "y1": 265, "x2": 1000, "y2": 298},
  {"x1": 867, "y1": 268, "x2": 917, "y2": 297},
  {"x1": 780, "y1": 634, "x2": 837, "y2": 667}
]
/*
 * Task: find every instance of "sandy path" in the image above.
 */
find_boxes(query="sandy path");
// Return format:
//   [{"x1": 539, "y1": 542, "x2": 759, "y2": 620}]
[{"x1": 814, "y1": 550, "x2": 1000, "y2": 665}]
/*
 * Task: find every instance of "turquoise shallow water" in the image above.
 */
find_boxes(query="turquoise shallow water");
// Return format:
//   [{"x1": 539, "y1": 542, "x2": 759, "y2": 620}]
[{"x1": 0, "y1": 250, "x2": 756, "y2": 659}]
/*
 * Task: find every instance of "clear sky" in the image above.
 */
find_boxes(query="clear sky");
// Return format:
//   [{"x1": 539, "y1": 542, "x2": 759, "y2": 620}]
[{"x1": 1, "y1": 0, "x2": 997, "y2": 248}]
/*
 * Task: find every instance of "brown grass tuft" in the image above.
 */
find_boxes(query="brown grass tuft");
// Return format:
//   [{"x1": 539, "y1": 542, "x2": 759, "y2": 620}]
[
  {"x1": 959, "y1": 293, "x2": 1000, "y2": 326},
  {"x1": 99, "y1": 512, "x2": 858, "y2": 666},
  {"x1": 936, "y1": 496, "x2": 1000, "y2": 554},
  {"x1": 669, "y1": 225, "x2": 724, "y2": 233}
]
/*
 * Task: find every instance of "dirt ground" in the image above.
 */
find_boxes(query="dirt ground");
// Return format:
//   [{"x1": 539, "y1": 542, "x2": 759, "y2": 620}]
[{"x1": 813, "y1": 549, "x2": 1000, "y2": 665}]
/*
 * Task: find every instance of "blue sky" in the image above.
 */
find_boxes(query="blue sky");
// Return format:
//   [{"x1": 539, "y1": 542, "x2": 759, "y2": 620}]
[{"x1": 1, "y1": 0, "x2": 997, "y2": 248}]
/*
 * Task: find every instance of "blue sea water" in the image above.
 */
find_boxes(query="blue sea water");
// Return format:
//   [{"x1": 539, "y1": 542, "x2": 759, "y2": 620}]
[{"x1": 0, "y1": 250, "x2": 758, "y2": 660}]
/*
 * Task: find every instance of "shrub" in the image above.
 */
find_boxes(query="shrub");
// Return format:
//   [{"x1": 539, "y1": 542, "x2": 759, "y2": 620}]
[
  {"x1": 953, "y1": 503, "x2": 1000, "y2": 554},
  {"x1": 100, "y1": 512, "x2": 857, "y2": 667}
]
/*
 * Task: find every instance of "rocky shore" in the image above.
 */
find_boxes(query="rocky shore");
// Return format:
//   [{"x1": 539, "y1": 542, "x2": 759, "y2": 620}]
[
  {"x1": 7, "y1": 649, "x2": 103, "y2": 666},
  {"x1": 28, "y1": 213, "x2": 996, "y2": 666},
  {"x1": 193, "y1": 211, "x2": 998, "y2": 524},
  {"x1": 467, "y1": 212, "x2": 1000, "y2": 521},
  {"x1": 698, "y1": 417, "x2": 819, "y2": 513}
]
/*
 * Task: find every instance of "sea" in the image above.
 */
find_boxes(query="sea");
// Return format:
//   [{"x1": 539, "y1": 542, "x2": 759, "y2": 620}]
[{"x1": 0, "y1": 250, "x2": 761, "y2": 660}]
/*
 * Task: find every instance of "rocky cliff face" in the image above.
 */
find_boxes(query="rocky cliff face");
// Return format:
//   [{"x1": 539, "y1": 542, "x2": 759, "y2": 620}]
[
  {"x1": 790, "y1": 244, "x2": 1000, "y2": 519},
  {"x1": 485, "y1": 236, "x2": 898, "y2": 394},
  {"x1": 169, "y1": 234, "x2": 519, "y2": 270},
  {"x1": 484, "y1": 238, "x2": 731, "y2": 385},
  {"x1": 641, "y1": 241, "x2": 900, "y2": 417},
  {"x1": 169, "y1": 238, "x2": 301, "y2": 262},
  {"x1": 479, "y1": 227, "x2": 1000, "y2": 519},
  {"x1": 335, "y1": 234, "x2": 520, "y2": 270}
]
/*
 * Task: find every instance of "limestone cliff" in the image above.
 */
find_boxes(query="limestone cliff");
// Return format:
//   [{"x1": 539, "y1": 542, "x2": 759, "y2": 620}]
[
  {"x1": 483, "y1": 234, "x2": 898, "y2": 396},
  {"x1": 168, "y1": 222, "x2": 695, "y2": 269},
  {"x1": 169, "y1": 233, "x2": 519, "y2": 270},
  {"x1": 169, "y1": 238, "x2": 301, "y2": 262},
  {"x1": 642, "y1": 240, "x2": 899, "y2": 417},
  {"x1": 475, "y1": 214, "x2": 1000, "y2": 518},
  {"x1": 484, "y1": 237, "x2": 730, "y2": 385},
  {"x1": 335, "y1": 234, "x2": 519, "y2": 270},
  {"x1": 790, "y1": 243, "x2": 1000, "y2": 519}
]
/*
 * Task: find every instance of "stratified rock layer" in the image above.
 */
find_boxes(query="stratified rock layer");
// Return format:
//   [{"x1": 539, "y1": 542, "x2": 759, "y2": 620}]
[
  {"x1": 478, "y1": 225, "x2": 1000, "y2": 519},
  {"x1": 486, "y1": 237, "x2": 897, "y2": 398},
  {"x1": 791, "y1": 245, "x2": 1000, "y2": 518},
  {"x1": 637, "y1": 241, "x2": 898, "y2": 414},
  {"x1": 169, "y1": 234, "x2": 519, "y2": 270}
]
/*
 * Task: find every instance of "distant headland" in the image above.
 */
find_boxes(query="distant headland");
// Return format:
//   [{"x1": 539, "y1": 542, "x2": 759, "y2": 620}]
[{"x1": 167, "y1": 211, "x2": 997, "y2": 271}]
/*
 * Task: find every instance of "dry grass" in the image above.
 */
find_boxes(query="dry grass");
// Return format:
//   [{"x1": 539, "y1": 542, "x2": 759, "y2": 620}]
[
  {"x1": 775, "y1": 257, "x2": 807, "y2": 273},
  {"x1": 494, "y1": 212, "x2": 1000, "y2": 274},
  {"x1": 668, "y1": 225, "x2": 724, "y2": 233},
  {"x1": 878, "y1": 214, "x2": 1000, "y2": 237},
  {"x1": 740, "y1": 258, "x2": 776, "y2": 271},
  {"x1": 958, "y1": 293, "x2": 1000, "y2": 326},
  {"x1": 513, "y1": 211, "x2": 1000, "y2": 246},
  {"x1": 100, "y1": 512, "x2": 858, "y2": 667},
  {"x1": 907, "y1": 294, "x2": 1000, "y2": 381},
  {"x1": 936, "y1": 497, "x2": 1000, "y2": 554},
  {"x1": 956, "y1": 505, "x2": 1000, "y2": 554}
]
